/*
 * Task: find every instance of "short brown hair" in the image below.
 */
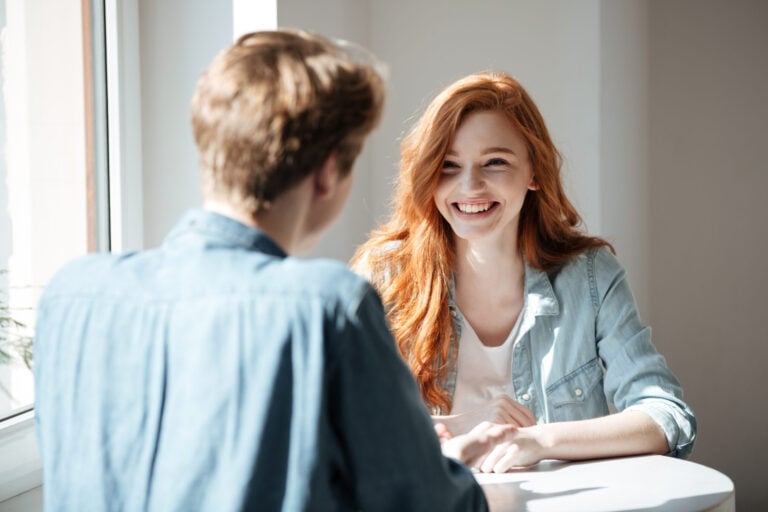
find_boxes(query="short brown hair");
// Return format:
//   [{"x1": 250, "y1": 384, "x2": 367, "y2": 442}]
[{"x1": 191, "y1": 29, "x2": 386, "y2": 212}]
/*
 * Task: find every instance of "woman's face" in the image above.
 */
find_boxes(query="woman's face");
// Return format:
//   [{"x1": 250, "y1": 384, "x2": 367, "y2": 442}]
[{"x1": 433, "y1": 109, "x2": 537, "y2": 243}]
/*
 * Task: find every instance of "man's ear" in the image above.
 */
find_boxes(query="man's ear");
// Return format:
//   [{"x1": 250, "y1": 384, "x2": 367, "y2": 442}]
[{"x1": 313, "y1": 151, "x2": 340, "y2": 198}]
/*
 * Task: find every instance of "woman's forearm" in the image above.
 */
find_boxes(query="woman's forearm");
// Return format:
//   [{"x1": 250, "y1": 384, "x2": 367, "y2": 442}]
[{"x1": 532, "y1": 409, "x2": 669, "y2": 461}]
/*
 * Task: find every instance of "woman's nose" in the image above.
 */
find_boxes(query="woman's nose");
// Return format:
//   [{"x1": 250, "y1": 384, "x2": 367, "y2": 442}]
[{"x1": 461, "y1": 166, "x2": 485, "y2": 190}]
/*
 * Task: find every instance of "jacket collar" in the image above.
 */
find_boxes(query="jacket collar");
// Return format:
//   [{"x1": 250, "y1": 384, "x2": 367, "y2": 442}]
[{"x1": 524, "y1": 262, "x2": 559, "y2": 317}]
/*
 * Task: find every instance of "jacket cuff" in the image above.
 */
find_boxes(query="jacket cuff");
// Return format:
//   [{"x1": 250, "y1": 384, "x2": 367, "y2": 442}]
[{"x1": 625, "y1": 402, "x2": 697, "y2": 458}]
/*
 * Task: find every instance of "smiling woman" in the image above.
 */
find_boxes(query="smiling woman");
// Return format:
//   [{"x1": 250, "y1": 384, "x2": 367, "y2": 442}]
[{"x1": 352, "y1": 71, "x2": 696, "y2": 472}]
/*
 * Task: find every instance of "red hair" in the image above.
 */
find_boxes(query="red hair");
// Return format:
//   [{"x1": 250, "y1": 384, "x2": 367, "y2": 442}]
[{"x1": 351, "y1": 72, "x2": 610, "y2": 412}]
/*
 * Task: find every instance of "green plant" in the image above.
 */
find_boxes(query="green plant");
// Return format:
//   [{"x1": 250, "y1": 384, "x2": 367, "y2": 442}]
[
  {"x1": 0, "y1": 308, "x2": 33, "y2": 369},
  {"x1": 0, "y1": 272, "x2": 34, "y2": 370}
]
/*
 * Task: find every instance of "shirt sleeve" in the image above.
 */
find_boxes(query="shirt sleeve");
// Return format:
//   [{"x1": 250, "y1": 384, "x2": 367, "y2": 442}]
[
  {"x1": 591, "y1": 248, "x2": 697, "y2": 458},
  {"x1": 329, "y1": 283, "x2": 488, "y2": 511}
]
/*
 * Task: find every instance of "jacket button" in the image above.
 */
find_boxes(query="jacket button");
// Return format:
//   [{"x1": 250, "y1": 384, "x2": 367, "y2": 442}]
[
  {"x1": 574, "y1": 388, "x2": 583, "y2": 397},
  {"x1": 521, "y1": 393, "x2": 531, "y2": 401}
]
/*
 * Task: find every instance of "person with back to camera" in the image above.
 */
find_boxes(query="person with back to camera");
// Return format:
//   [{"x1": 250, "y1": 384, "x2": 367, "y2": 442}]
[
  {"x1": 33, "y1": 31, "x2": 515, "y2": 511},
  {"x1": 351, "y1": 71, "x2": 696, "y2": 473}
]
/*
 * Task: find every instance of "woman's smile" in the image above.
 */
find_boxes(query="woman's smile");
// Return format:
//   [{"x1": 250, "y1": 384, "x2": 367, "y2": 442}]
[{"x1": 455, "y1": 201, "x2": 497, "y2": 214}]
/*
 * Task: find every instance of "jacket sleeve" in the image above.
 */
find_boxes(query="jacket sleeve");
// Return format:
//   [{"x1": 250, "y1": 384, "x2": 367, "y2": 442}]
[
  {"x1": 329, "y1": 282, "x2": 488, "y2": 511},
  {"x1": 591, "y1": 248, "x2": 697, "y2": 458}
]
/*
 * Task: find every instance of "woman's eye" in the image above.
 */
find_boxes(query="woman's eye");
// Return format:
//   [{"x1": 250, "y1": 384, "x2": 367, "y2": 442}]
[
  {"x1": 441, "y1": 160, "x2": 460, "y2": 173},
  {"x1": 485, "y1": 158, "x2": 508, "y2": 167}
]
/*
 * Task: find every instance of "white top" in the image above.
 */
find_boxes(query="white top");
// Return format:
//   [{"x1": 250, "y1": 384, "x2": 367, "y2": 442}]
[{"x1": 451, "y1": 309, "x2": 523, "y2": 414}]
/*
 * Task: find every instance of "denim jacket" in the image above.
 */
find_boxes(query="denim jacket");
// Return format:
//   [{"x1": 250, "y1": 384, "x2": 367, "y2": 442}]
[
  {"x1": 446, "y1": 247, "x2": 696, "y2": 457},
  {"x1": 34, "y1": 210, "x2": 487, "y2": 511},
  {"x1": 359, "y1": 245, "x2": 696, "y2": 458}
]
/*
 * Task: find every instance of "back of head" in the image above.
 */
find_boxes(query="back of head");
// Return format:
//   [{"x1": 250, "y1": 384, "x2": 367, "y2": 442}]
[{"x1": 191, "y1": 29, "x2": 386, "y2": 213}]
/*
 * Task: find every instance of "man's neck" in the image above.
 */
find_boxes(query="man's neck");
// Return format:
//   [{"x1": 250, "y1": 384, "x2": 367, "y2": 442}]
[{"x1": 203, "y1": 188, "x2": 311, "y2": 255}]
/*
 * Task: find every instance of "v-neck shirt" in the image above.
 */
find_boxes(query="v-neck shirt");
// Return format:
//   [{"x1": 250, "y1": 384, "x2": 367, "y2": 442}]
[{"x1": 451, "y1": 307, "x2": 523, "y2": 414}]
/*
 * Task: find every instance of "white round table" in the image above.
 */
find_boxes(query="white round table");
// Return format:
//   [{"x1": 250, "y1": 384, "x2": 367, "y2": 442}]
[{"x1": 475, "y1": 455, "x2": 734, "y2": 512}]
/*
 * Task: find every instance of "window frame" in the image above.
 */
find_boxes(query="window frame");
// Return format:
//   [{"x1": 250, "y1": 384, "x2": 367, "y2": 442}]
[
  {"x1": 0, "y1": 0, "x2": 142, "y2": 502},
  {"x1": 0, "y1": 408, "x2": 38, "y2": 502}
]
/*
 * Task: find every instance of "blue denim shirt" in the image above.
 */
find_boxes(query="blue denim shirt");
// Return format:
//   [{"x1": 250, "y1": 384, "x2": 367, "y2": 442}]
[
  {"x1": 442, "y1": 247, "x2": 696, "y2": 458},
  {"x1": 34, "y1": 209, "x2": 487, "y2": 512}
]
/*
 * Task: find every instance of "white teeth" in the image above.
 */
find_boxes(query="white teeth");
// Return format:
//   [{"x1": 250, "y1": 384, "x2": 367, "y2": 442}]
[{"x1": 457, "y1": 202, "x2": 492, "y2": 213}]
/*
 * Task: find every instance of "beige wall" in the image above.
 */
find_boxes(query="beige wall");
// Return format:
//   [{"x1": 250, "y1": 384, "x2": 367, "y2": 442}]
[
  {"x1": 600, "y1": 1, "x2": 651, "y2": 317},
  {"x1": 277, "y1": 0, "x2": 374, "y2": 261},
  {"x1": 648, "y1": 0, "x2": 768, "y2": 508},
  {"x1": 138, "y1": 0, "x2": 231, "y2": 248}
]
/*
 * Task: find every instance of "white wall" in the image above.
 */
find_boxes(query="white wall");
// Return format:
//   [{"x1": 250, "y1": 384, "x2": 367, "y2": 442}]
[
  {"x1": 277, "y1": 0, "x2": 375, "y2": 261},
  {"x1": 138, "y1": 0, "x2": 233, "y2": 248},
  {"x1": 648, "y1": 1, "x2": 768, "y2": 508}
]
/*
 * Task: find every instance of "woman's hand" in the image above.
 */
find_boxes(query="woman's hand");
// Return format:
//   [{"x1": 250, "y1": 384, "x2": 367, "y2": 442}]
[
  {"x1": 471, "y1": 410, "x2": 671, "y2": 472},
  {"x1": 437, "y1": 421, "x2": 517, "y2": 467},
  {"x1": 473, "y1": 427, "x2": 545, "y2": 472},
  {"x1": 435, "y1": 394, "x2": 536, "y2": 435}
]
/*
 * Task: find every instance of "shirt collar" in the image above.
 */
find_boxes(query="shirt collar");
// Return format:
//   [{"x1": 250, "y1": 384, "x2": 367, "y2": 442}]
[{"x1": 163, "y1": 209, "x2": 287, "y2": 258}]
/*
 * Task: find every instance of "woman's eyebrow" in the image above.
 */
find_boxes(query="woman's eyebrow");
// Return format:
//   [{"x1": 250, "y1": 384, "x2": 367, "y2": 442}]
[
  {"x1": 481, "y1": 146, "x2": 517, "y2": 155},
  {"x1": 445, "y1": 146, "x2": 517, "y2": 156}
]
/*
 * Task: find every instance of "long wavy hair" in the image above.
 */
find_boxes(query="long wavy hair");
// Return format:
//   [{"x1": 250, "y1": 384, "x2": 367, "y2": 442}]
[{"x1": 351, "y1": 72, "x2": 610, "y2": 412}]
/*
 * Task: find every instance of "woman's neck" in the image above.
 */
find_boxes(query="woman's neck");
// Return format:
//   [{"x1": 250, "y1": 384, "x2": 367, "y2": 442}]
[
  {"x1": 453, "y1": 233, "x2": 526, "y2": 347},
  {"x1": 454, "y1": 233, "x2": 525, "y2": 291}
]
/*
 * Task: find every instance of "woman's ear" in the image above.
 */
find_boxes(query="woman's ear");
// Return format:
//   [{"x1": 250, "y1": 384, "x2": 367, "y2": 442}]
[{"x1": 528, "y1": 175, "x2": 540, "y2": 191}]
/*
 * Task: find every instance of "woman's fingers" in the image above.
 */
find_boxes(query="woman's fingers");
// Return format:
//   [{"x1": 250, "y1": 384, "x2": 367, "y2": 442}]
[
  {"x1": 445, "y1": 395, "x2": 536, "y2": 436},
  {"x1": 461, "y1": 423, "x2": 517, "y2": 467},
  {"x1": 506, "y1": 403, "x2": 536, "y2": 427},
  {"x1": 478, "y1": 441, "x2": 513, "y2": 473},
  {"x1": 474, "y1": 426, "x2": 543, "y2": 472},
  {"x1": 491, "y1": 446, "x2": 526, "y2": 473},
  {"x1": 495, "y1": 395, "x2": 536, "y2": 427}
]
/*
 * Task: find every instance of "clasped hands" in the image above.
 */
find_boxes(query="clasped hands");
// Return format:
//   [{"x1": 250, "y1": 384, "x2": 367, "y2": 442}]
[{"x1": 436, "y1": 394, "x2": 544, "y2": 473}]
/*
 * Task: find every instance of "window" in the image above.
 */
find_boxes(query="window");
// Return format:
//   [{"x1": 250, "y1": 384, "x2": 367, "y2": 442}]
[
  {"x1": 0, "y1": 0, "x2": 106, "y2": 421},
  {"x1": 1, "y1": 0, "x2": 238, "y2": 504},
  {"x1": 0, "y1": 0, "x2": 109, "y2": 502}
]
